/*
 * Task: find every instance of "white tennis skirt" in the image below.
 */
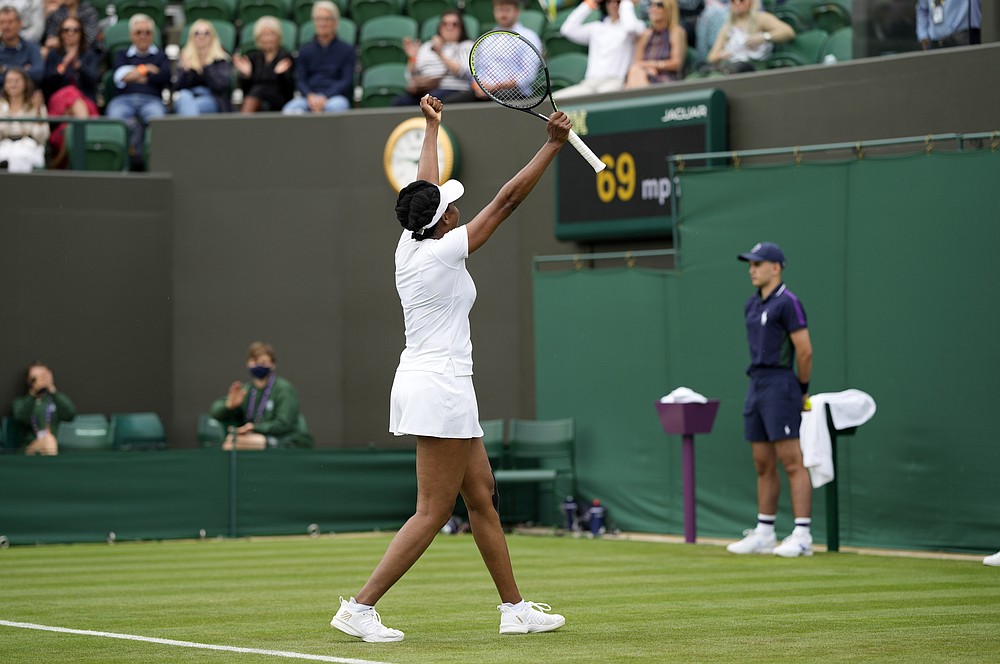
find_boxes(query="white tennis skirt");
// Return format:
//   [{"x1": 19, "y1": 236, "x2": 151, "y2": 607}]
[{"x1": 389, "y1": 366, "x2": 484, "y2": 439}]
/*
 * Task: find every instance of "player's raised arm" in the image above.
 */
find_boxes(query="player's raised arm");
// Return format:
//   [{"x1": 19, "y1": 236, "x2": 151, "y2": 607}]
[{"x1": 415, "y1": 94, "x2": 443, "y2": 184}]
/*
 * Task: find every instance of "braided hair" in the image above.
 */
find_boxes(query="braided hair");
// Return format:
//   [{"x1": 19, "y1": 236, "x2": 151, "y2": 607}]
[{"x1": 395, "y1": 180, "x2": 441, "y2": 241}]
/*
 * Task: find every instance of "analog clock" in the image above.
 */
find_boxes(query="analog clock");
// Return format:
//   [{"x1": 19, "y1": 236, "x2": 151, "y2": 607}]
[{"x1": 383, "y1": 117, "x2": 459, "y2": 192}]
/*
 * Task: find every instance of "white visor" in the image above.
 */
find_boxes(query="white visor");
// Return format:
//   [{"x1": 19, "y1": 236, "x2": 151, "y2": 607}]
[{"x1": 420, "y1": 179, "x2": 465, "y2": 232}]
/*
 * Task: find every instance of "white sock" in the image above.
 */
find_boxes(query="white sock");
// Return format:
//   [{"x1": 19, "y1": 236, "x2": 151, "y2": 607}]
[
  {"x1": 504, "y1": 600, "x2": 527, "y2": 612},
  {"x1": 793, "y1": 518, "x2": 811, "y2": 536},
  {"x1": 349, "y1": 597, "x2": 374, "y2": 612},
  {"x1": 756, "y1": 514, "x2": 776, "y2": 536}
]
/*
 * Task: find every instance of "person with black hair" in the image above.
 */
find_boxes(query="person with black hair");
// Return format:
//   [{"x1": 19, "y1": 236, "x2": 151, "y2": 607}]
[
  {"x1": 11, "y1": 362, "x2": 76, "y2": 455},
  {"x1": 329, "y1": 94, "x2": 571, "y2": 643}
]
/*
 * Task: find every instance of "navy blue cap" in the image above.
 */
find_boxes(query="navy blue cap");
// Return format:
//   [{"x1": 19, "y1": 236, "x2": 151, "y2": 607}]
[{"x1": 738, "y1": 242, "x2": 786, "y2": 267}]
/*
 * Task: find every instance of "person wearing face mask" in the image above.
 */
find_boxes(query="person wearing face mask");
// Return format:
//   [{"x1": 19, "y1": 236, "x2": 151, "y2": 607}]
[
  {"x1": 11, "y1": 362, "x2": 77, "y2": 455},
  {"x1": 209, "y1": 341, "x2": 313, "y2": 450}
]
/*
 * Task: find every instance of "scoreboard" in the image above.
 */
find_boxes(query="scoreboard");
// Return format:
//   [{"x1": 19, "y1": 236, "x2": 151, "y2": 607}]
[{"x1": 555, "y1": 89, "x2": 727, "y2": 242}]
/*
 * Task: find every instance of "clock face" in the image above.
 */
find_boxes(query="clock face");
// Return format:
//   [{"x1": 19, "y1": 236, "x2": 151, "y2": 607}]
[{"x1": 384, "y1": 118, "x2": 457, "y2": 192}]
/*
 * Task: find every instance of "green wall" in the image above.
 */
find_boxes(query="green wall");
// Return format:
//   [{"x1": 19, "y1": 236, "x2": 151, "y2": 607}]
[{"x1": 535, "y1": 151, "x2": 1000, "y2": 553}]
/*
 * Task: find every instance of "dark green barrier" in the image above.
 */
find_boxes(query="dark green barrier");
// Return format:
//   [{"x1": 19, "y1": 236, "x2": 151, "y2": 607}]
[
  {"x1": 0, "y1": 449, "x2": 417, "y2": 545},
  {"x1": 535, "y1": 150, "x2": 1000, "y2": 553}
]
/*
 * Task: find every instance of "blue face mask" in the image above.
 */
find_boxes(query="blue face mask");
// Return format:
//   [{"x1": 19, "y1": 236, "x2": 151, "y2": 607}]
[{"x1": 249, "y1": 365, "x2": 272, "y2": 379}]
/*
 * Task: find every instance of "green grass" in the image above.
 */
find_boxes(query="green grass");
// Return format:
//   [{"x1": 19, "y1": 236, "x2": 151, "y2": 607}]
[{"x1": 2, "y1": 534, "x2": 999, "y2": 663}]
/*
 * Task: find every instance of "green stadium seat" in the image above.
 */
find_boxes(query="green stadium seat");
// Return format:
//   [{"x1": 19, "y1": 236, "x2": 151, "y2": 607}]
[
  {"x1": 110, "y1": 412, "x2": 168, "y2": 451},
  {"x1": 57, "y1": 414, "x2": 113, "y2": 451},
  {"x1": 298, "y1": 16, "x2": 357, "y2": 46},
  {"x1": 104, "y1": 21, "x2": 163, "y2": 65},
  {"x1": 197, "y1": 413, "x2": 227, "y2": 447},
  {"x1": 183, "y1": 0, "x2": 237, "y2": 22},
  {"x1": 812, "y1": 0, "x2": 850, "y2": 34},
  {"x1": 820, "y1": 25, "x2": 852, "y2": 62},
  {"x1": 405, "y1": 0, "x2": 457, "y2": 26},
  {"x1": 500, "y1": 418, "x2": 577, "y2": 526},
  {"x1": 237, "y1": 0, "x2": 292, "y2": 24},
  {"x1": 358, "y1": 14, "x2": 418, "y2": 69},
  {"x1": 462, "y1": 0, "x2": 494, "y2": 28},
  {"x1": 359, "y1": 62, "x2": 407, "y2": 107},
  {"x1": 1, "y1": 416, "x2": 24, "y2": 452},
  {"x1": 64, "y1": 120, "x2": 130, "y2": 172},
  {"x1": 541, "y1": 7, "x2": 597, "y2": 58},
  {"x1": 767, "y1": 0, "x2": 815, "y2": 33},
  {"x1": 419, "y1": 14, "x2": 478, "y2": 41},
  {"x1": 114, "y1": 0, "x2": 168, "y2": 27},
  {"x1": 480, "y1": 418, "x2": 506, "y2": 468},
  {"x1": 546, "y1": 51, "x2": 586, "y2": 91},
  {"x1": 179, "y1": 19, "x2": 237, "y2": 52},
  {"x1": 766, "y1": 29, "x2": 828, "y2": 68},
  {"x1": 348, "y1": 0, "x2": 404, "y2": 28},
  {"x1": 240, "y1": 17, "x2": 296, "y2": 52}
]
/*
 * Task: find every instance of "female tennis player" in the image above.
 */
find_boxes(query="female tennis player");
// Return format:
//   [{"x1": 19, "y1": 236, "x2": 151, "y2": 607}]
[{"x1": 329, "y1": 94, "x2": 571, "y2": 642}]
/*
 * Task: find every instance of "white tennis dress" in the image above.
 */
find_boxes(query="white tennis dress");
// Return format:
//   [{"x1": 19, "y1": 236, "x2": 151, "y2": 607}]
[{"x1": 389, "y1": 225, "x2": 485, "y2": 439}]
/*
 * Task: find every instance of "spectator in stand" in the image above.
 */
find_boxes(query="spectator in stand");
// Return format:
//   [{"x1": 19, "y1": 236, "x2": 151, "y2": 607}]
[
  {"x1": 7, "y1": 0, "x2": 43, "y2": 43},
  {"x1": 695, "y1": 0, "x2": 729, "y2": 64},
  {"x1": 916, "y1": 0, "x2": 980, "y2": 50},
  {"x1": 41, "y1": 0, "x2": 102, "y2": 59},
  {"x1": 210, "y1": 341, "x2": 314, "y2": 450},
  {"x1": 174, "y1": 19, "x2": 232, "y2": 116},
  {"x1": 393, "y1": 9, "x2": 474, "y2": 106},
  {"x1": 282, "y1": 0, "x2": 354, "y2": 114},
  {"x1": 554, "y1": 0, "x2": 645, "y2": 99},
  {"x1": 10, "y1": 362, "x2": 76, "y2": 455},
  {"x1": 0, "y1": 66, "x2": 48, "y2": 171},
  {"x1": 105, "y1": 13, "x2": 169, "y2": 170},
  {"x1": 704, "y1": 0, "x2": 793, "y2": 74},
  {"x1": 625, "y1": 0, "x2": 687, "y2": 88},
  {"x1": 41, "y1": 15, "x2": 98, "y2": 166},
  {"x1": 492, "y1": 0, "x2": 542, "y2": 52},
  {"x1": 0, "y1": 6, "x2": 43, "y2": 86},
  {"x1": 233, "y1": 15, "x2": 295, "y2": 113}
]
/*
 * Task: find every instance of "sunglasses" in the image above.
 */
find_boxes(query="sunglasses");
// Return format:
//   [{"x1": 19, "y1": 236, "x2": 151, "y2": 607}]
[
  {"x1": 193, "y1": 29, "x2": 211, "y2": 36},
  {"x1": 60, "y1": 26, "x2": 81, "y2": 32},
  {"x1": 650, "y1": 1, "x2": 665, "y2": 6},
  {"x1": 133, "y1": 29, "x2": 152, "y2": 35}
]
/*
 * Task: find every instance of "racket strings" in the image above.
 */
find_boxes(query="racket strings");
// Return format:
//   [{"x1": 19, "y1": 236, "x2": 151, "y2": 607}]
[{"x1": 470, "y1": 33, "x2": 548, "y2": 109}]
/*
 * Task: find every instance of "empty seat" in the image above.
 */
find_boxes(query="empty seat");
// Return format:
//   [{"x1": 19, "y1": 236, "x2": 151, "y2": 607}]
[
  {"x1": 183, "y1": 0, "x2": 237, "y2": 22},
  {"x1": 359, "y1": 62, "x2": 407, "y2": 107},
  {"x1": 64, "y1": 120, "x2": 130, "y2": 172},
  {"x1": 348, "y1": 0, "x2": 404, "y2": 28},
  {"x1": 111, "y1": 412, "x2": 168, "y2": 451},
  {"x1": 546, "y1": 51, "x2": 587, "y2": 91},
  {"x1": 405, "y1": 0, "x2": 457, "y2": 26},
  {"x1": 358, "y1": 14, "x2": 418, "y2": 69},
  {"x1": 114, "y1": 0, "x2": 168, "y2": 27},
  {"x1": 766, "y1": 29, "x2": 828, "y2": 68},
  {"x1": 820, "y1": 25, "x2": 852, "y2": 62},
  {"x1": 197, "y1": 413, "x2": 227, "y2": 447},
  {"x1": 237, "y1": 0, "x2": 292, "y2": 24},
  {"x1": 812, "y1": 0, "x2": 850, "y2": 34},
  {"x1": 57, "y1": 414, "x2": 113, "y2": 451}
]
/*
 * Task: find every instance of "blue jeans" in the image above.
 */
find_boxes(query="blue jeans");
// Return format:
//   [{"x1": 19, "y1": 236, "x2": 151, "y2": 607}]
[
  {"x1": 174, "y1": 86, "x2": 220, "y2": 116},
  {"x1": 106, "y1": 93, "x2": 166, "y2": 159},
  {"x1": 282, "y1": 94, "x2": 350, "y2": 114}
]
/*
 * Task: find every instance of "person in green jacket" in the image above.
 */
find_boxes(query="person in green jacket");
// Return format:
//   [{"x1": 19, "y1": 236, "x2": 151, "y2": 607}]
[
  {"x1": 210, "y1": 341, "x2": 313, "y2": 450},
  {"x1": 11, "y1": 362, "x2": 76, "y2": 455}
]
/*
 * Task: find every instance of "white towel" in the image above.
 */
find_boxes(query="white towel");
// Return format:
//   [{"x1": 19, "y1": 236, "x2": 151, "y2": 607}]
[
  {"x1": 799, "y1": 389, "x2": 877, "y2": 488},
  {"x1": 659, "y1": 387, "x2": 708, "y2": 404}
]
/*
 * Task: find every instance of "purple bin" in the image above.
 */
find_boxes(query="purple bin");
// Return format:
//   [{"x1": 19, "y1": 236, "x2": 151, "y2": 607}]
[{"x1": 655, "y1": 400, "x2": 720, "y2": 436}]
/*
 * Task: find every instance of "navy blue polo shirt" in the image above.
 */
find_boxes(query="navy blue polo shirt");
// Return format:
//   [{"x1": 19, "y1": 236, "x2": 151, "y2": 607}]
[{"x1": 745, "y1": 283, "x2": 807, "y2": 374}]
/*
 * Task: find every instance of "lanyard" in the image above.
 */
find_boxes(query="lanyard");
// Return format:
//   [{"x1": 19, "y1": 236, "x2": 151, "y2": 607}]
[
  {"x1": 246, "y1": 374, "x2": 276, "y2": 423},
  {"x1": 30, "y1": 397, "x2": 56, "y2": 433}
]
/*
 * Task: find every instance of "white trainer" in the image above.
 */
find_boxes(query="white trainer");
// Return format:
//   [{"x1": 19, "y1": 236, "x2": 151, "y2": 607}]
[
  {"x1": 330, "y1": 597, "x2": 404, "y2": 643},
  {"x1": 774, "y1": 531, "x2": 814, "y2": 558},
  {"x1": 984, "y1": 551, "x2": 1000, "y2": 567},
  {"x1": 498, "y1": 601, "x2": 566, "y2": 635},
  {"x1": 726, "y1": 529, "x2": 777, "y2": 554}
]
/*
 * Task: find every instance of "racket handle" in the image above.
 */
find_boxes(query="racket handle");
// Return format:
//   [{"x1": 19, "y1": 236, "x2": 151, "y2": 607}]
[{"x1": 567, "y1": 129, "x2": 607, "y2": 173}]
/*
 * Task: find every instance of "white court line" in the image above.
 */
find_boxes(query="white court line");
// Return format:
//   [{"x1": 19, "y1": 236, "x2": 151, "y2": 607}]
[{"x1": 0, "y1": 620, "x2": 394, "y2": 664}]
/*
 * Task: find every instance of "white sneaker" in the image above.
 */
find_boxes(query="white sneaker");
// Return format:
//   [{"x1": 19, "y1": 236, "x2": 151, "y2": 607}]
[
  {"x1": 330, "y1": 597, "x2": 404, "y2": 643},
  {"x1": 774, "y1": 531, "x2": 814, "y2": 558},
  {"x1": 984, "y1": 551, "x2": 1000, "y2": 567},
  {"x1": 498, "y1": 601, "x2": 566, "y2": 634},
  {"x1": 726, "y1": 529, "x2": 777, "y2": 554}
]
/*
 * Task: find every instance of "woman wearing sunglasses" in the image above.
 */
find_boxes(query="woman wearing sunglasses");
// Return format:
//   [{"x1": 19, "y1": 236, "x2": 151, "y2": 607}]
[
  {"x1": 705, "y1": 0, "x2": 793, "y2": 73},
  {"x1": 41, "y1": 16, "x2": 100, "y2": 166},
  {"x1": 393, "y1": 8, "x2": 475, "y2": 106},
  {"x1": 174, "y1": 19, "x2": 233, "y2": 115},
  {"x1": 626, "y1": 0, "x2": 687, "y2": 88}
]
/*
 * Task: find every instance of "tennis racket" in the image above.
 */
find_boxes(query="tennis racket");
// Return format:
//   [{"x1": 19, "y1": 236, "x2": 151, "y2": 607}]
[{"x1": 469, "y1": 30, "x2": 607, "y2": 173}]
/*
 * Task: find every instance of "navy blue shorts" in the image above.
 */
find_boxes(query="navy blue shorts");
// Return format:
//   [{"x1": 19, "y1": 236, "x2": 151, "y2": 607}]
[{"x1": 743, "y1": 372, "x2": 802, "y2": 442}]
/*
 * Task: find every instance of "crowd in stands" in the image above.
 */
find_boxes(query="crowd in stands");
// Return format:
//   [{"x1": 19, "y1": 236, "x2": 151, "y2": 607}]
[{"x1": 0, "y1": 0, "x2": 983, "y2": 170}]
